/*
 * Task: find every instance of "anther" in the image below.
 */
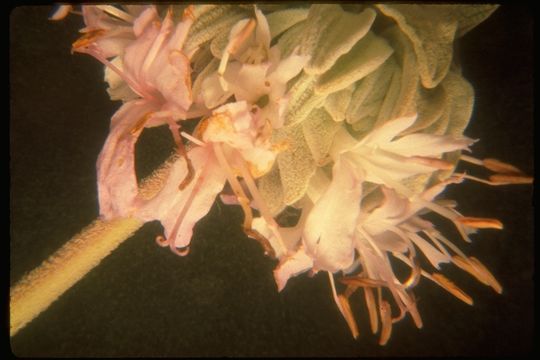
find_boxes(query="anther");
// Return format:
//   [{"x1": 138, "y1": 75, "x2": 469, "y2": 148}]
[
  {"x1": 72, "y1": 29, "x2": 106, "y2": 50},
  {"x1": 431, "y1": 273, "x2": 473, "y2": 305},
  {"x1": 489, "y1": 174, "x2": 533, "y2": 185},
  {"x1": 482, "y1": 158, "x2": 524, "y2": 174},
  {"x1": 455, "y1": 216, "x2": 503, "y2": 230},
  {"x1": 337, "y1": 295, "x2": 360, "y2": 339}
]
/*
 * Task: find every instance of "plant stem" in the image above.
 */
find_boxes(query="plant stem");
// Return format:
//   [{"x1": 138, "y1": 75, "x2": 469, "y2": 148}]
[
  {"x1": 10, "y1": 217, "x2": 143, "y2": 337},
  {"x1": 10, "y1": 155, "x2": 177, "y2": 337}
]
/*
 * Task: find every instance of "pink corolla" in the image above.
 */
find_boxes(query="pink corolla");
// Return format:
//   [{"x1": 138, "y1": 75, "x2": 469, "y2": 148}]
[
  {"x1": 272, "y1": 113, "x2": 474, "y2": 288},
  {"x1": 71, "y1": 6, "x2": 200, "y2": 219},
  {"x1": 51, "y1": 4, "x2": 533, "y2": 346},
  {"x1": 201, "y1": 6, "x2": 309, "y2": 128},
  {"x1": 70, "y1": 5, "x2": 288, "y2": 257},
  {"x1": 136, "y1": 100, "x2": 287, "y2": 255},
  {"x1": 137, "y1": 145, "x2": 227, "y2": 255},
  {"x1": 332, "y1": 114, "x2": 475, "y2": 189}
]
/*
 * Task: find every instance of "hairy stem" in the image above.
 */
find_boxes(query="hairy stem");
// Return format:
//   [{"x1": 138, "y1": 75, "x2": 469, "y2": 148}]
[{"x1": 10, "y1": 154, "x2": 178, "y2": 337}]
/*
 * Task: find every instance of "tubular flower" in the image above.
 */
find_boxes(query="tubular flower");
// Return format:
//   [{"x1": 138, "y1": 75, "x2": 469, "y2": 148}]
[
  {"x1": 70, "y1": 5, "x2": 204, "y2": 220},
  {"x1": 58, "y1": 4, "x2": 531, "y2": 346}
]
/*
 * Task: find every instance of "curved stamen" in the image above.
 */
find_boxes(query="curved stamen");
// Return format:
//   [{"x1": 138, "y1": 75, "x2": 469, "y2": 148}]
[
  {"x1": 378, "y1": 297, "x2": 392, "y2": 345},
  {"x1": 213, "y1": 143, "x2": 275, "y2": 257},
  {"x1": 165, "y1": 158, "x2": 210, "y2": 256},
  {"x1": 387, "y1": 227, "x2": 421, "y2": 289},
  {"x1": 155, "y1": 235, "x2": 169, "y2": 247},
  {"x1": 235, "y1": 153, "x2": 287, "y2": 255},
  {"x1": 243, "y1": 227, "x2": 276, "y2": 258},
  {"x1": 364, "y1": 286, "x2": 379, "y2": 334},
  {"x1": 166, "y1": 119, "x2": 195, "y2": 190}
]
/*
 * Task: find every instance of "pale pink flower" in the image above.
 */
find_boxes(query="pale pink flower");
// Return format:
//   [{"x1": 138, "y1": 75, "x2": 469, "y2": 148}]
[
  {"x1": 137, "y1": 146, "x2": 227, "y2": 255},
  {"x1": 136, "y1": 101, "x2": 286, "y2": 255},
  {"x1": 273, "y1": 113, "x2": 474, "y2": 290},
  {"x1": 201, "y1": 6, "x2": 309, "y2": 128},
  {"x1": 332, "y1": 114, "x2": 475, "y2": 190},
  {"x1": 72, "y1": 6, "x2": 201, "y2": 220}
]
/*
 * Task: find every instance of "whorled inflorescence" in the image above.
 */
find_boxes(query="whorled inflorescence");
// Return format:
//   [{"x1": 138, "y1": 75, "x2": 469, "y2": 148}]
[{"x1": 53, "y1": 4, "x2": 532, "y2": 344}]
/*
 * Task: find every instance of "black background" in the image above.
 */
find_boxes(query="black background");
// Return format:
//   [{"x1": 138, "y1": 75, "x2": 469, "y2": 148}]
[{"x1": 10, "y1": 5, "x2": 533, "y2": 357}]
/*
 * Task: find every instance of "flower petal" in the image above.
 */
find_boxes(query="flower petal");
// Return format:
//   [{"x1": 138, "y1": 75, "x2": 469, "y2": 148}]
[
  {"x1": 273, "y1": 246, "x2": 314, "y2": 292},
  {"x1": 303, "y1": 158, "x2": 362, "y2": 272},
  {"x1": 226, "y1": 62, "x2": 270, "y2": 103},
  {"x1": 97, "y1": 100, "x2": 157, "y2": 219},
  {"x1": 137, "y1": 146, "x2": 226, "y2": 249},
  {"x1": 267, "y1": 48, "x2": 310, "y2": 97},
  {"x1": 357, "y1": 113, "x2": 417, "y2": 148},
  {"x1": 381, "y1": 133, "x2": 474, "y2": 157}
]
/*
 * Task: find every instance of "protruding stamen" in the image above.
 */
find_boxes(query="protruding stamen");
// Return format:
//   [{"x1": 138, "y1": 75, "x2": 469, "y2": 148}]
[
  {"x1": 236, "y1": 154, "x2": 287, "y2": 255},
  {"x1": 431, "y1": 273, "x2": 473, "y2": 305},
  {"x1": 459, "y1": 154, "x2": 484, "y2": 166},
  {"x1": 482, "y1": 158, "x2": 524, "y2": 174},
  {"x1": 452, "y1": 256, "x2": 502, "y2": 294},
  {"x1": 403, "y1": 257, "x2": 421, "y2": 289},
  {"x1": 176, "y1": 138, "x2": 195, "y2": 191},
  {"x1": 343, "y1": 285, "x2": 357, "y2": 299},
  {"x1": 387, "y1": 226, "x2": 421, "y2": 289},
  {"x1": 430, "y1": 231, "x2": 468, "y2": 259},
  {"x1": 364, "y1": 287, "x2": 379, "y2": 334},
  {"x1": 178, "y1": 158, "x2": 195, "y2": 190},
  {"x1": 213, "y1": 143, "x2": 275, "y2": 257},
  {"x1": 328, "y1": 272, "x2": 356, "y2": 339},
  {"x1": 166, "y1": 120, "x2": 195, "y2": 190},
  {"x1": 164, "y1": 158, "x2": 210, "y2": 257},
  {"x1": 489, "y1": 174, "x2": 533, "y2": 185},
  {"x1": 468, "y1": 257, "x2": 503, "y2": 294},
  {"x1": 379, "y1": 300, "x2": 392, "y2": 346},
  {"x1": 459, "y1": 156, "x2": 533, "y2": 186},
  {"x1": 337, "y1": 295, "x2": 360, "y2": 340},
  {"x1": 340, "y1": 276, "x2": 388, "y2": 288},
  {"x1": 455, "y1": 216, "x2": 503, "y2": 230}
]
